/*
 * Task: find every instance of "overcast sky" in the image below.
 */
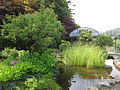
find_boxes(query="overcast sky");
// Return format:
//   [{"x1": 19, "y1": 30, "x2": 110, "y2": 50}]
[{"x1": 69, "y1": 0, "x2": 120, "y2": 32}]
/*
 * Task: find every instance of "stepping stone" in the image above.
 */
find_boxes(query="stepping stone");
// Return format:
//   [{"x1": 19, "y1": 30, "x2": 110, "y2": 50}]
[{"x1": 113, "y1": 60, "x2": 120, "y2": 71}]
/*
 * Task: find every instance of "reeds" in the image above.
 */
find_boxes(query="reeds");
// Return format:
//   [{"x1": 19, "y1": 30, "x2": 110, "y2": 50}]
[{"x1": 62, "y1": 44, "x2": 108, "y2": 68}]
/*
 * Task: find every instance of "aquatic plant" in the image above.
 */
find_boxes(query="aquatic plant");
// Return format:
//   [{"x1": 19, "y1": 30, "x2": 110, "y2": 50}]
[{"x1": 62, "y1": 44, "x2": 108, "y2": 68}]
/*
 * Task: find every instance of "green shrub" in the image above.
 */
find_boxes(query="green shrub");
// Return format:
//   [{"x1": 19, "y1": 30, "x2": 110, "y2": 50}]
[
  {"x1": 44, "y1": 48, "x2": 58, "y2": 54},
  {"x1": 18, "y1": 53, "x2": 56, "y2": 75},
  {"x1": 0, "y1": 36, "x2": 14, "y2": 50},
  {"x1": 95, "y1": 35, "x2": 113, "y2": 46},
  {"x1": 0, "y1": 53, "x2": 56, "y2": 82},
  {"x1": 2, "y1": 8, "x2": 64, "y2": 53},
  {"x1": 18, "y1": 50, "x2": 29, "y2": 57},
  {"x1": 59, "y1": 40, "x2": 71, "y2": 51},
  {"x1": 78, "y1": 30, "x2": 93, "y2": 43},
  {"x1": 17, "y1": 76, "x2": 60, "y2": 90},
  {"x1": 1, "y1": 47, "x2": 19, "y2": 58},
  {"x1": 62, "y1": 44, "x2": 108, "y2": 68},
  {"x1": 1, "y1": 48, "x2": 29, "y2": 58},
  {"x1": 0, "y1": 62, "x2": 33, "y2": 82}
]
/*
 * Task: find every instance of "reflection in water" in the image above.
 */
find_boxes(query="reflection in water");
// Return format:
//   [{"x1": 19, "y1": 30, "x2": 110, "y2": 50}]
[
  {"x1": 57, "y1": 60, "x2": 120, "y2": 90},
  {"x1": 57, "y1": 65, "x2": 112, "y2": 90},
  {"x1": 69, "y1": 74, "x2": 111, "y2": 90}
]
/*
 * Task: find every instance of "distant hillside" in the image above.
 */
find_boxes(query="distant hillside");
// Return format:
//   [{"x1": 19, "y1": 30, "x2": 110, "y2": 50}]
[{"x1": 103, "y1": 28, "x2": 120, "y2": 36}]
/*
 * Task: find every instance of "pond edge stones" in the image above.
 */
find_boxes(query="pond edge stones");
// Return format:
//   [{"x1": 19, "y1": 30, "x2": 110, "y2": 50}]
[{"x1": 98, "y1": 58, "x2": 120, "y2": 88}]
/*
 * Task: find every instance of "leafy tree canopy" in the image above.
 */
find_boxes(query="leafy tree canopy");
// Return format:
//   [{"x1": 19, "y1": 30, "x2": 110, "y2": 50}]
[
  {"x1": 0, "y1": 0, "x2": 78, "y2": 37},
  {"x1": 2, "y1": 8, "x2": 64, "y2": 53}
]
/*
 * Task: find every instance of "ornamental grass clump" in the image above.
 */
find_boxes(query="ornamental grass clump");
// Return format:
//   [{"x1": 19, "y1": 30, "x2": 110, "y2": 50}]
[{"x1": 62, "y1": 44, "x2": 108, "y2": 68}]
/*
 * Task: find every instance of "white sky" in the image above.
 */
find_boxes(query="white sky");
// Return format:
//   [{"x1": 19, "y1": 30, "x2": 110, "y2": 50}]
[{"x1": 69, "y1": 0, "x2": 120, "y2": 32}]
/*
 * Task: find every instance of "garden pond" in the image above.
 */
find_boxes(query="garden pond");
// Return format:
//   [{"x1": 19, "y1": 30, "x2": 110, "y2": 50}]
[{"x1": 57, "y1": 59, "x2": 120, "y2": 90}]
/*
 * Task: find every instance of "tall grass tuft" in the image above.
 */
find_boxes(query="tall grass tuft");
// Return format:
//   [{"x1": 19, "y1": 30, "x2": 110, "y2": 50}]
[{"x1": 62, "y1": 44, "x2": 108, "y2": 68}]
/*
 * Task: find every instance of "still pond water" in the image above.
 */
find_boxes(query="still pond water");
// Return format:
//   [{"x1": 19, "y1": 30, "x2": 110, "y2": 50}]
[{"x1": 57, "y1": 60, "x2": 120, "y2": 90}]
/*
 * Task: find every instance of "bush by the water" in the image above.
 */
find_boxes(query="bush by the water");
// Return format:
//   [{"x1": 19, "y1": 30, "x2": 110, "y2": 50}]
[
  {"x1": 95, "y1": 35, "x2": 113, "y2": 46},
  {"x1": 62, "y1": 44, "x2": 108, "y2": 68}
]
